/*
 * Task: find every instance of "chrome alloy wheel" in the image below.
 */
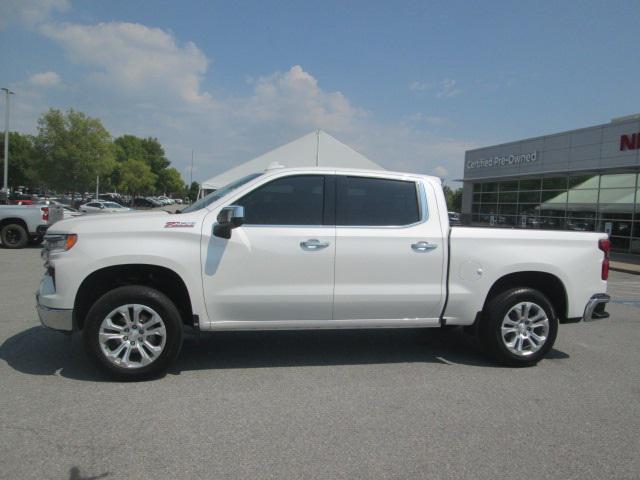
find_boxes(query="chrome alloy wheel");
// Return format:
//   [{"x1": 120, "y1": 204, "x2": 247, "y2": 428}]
[
  {"x1": 98, "y1": 304, "x2": 167, "y2": 369},
  {"x1": 501, "y1": 301, "x2": 549, "y2": 357}
]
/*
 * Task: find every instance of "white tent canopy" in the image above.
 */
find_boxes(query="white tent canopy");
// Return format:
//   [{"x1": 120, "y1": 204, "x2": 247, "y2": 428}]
[{"x1": 200, "y1": 130, "x2": 383, "y2": 192}]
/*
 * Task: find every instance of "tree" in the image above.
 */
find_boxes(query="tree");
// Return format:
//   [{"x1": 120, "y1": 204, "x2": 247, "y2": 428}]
[
  {"x1": 0, "y1": 132, "x2": 38, "y2": 190},
  {"x1": 34, "y1": 109, "x2": 115, "y2": 195},
  {"x1": 158, "y1": 167, "x2": 185, "y2": 196},
  {"x1": 443, "y1": 185, "x2": 463, "y2": 212},
  {"x1": 187, "y1": 181, "x2": 200, "y2": 202},
  {"x1": 114, "y1": 135, "x2": 170, "y2": 192},
  {"x1": 118, "y1": 159, "x2": 157, "y2": 197}
]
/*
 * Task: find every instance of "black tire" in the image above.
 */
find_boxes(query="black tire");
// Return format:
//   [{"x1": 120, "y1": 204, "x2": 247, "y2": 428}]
[
  {"x1": 82, "y1": 285, "x2": 183, "y2": 380},
  {"x1": 480, "y1": 287, "x2": 558, "y2": 367},
  {"x1": 0, "y1": 223, "x2": 29, "y2": 249}
]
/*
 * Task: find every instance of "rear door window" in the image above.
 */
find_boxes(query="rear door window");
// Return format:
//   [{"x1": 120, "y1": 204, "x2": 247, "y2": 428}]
[{"x1": 336, "y1": 176, "x2": 420, "y2": 226}]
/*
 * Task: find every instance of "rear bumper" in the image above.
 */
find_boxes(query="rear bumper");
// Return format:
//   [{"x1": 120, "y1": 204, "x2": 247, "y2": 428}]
[
  {"x1": 35, "y1": 225, "x2": 49, "y2": 236},
  {"x1": 36, "y1": 294, "x2": 73, "y2": 331},
  {"x1": 583, "y1": 293, "x2": 610, "y2": 322}
]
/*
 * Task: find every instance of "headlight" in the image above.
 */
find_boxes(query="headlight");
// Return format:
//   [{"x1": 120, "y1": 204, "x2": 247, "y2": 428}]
[{"x1": 44, "y1": 233, "x2": 78, "y2": 253}]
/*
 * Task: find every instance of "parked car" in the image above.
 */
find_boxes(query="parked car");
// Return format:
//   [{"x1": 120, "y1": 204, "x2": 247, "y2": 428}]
[
  {"x1": 156, "y1": 196, "x2": 175, "y2": 205},
  {"x1": 63, "y1": 206, "x2": 83, "y2": 219},
  {"x1": 448, "y1": 211, "x2": 462, "y2": 226},
  {"x1": 8, "y1": 193, "x2": 35, "y2": 205},
  {"x1": 132, "y1": 197, "x2": 163, "y2": 209},
  {"x1": 37, "y1": 167, "x2": 610, "y2": 379},
  {"x1": 0, "y1": 204, "x2": 64, "y2": 248},
  {"x1": 79, "y1": 201, "x2": 133, "y2": 214}
]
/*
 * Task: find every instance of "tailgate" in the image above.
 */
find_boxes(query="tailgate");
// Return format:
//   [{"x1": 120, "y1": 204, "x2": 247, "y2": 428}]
[{"x1": 47, "y1": 205, "x2": 64, "y2": 225}]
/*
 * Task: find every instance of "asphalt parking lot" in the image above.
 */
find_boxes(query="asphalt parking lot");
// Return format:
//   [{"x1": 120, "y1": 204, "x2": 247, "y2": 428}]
[{"x1": 1, "y1": 247, "x2": 639, "y2": 480}]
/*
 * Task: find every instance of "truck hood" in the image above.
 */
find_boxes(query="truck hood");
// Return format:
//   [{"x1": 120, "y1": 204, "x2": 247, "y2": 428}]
[{"x1": 49, "y1": 210, "x2": 172, "y2": 234}]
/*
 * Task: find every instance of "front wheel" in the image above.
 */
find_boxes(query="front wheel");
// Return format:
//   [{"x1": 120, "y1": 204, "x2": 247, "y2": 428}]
[
  {"x1": 83, "y1": 285, "x2": 183, "y2": 380},
  {"x1": 480, "y1": 287, "x2": 558, "y2": 367}
]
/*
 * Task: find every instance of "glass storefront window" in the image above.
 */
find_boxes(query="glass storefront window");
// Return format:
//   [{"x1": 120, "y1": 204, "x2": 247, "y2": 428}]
[
  {"x1": 499, "y1": 204, "x2": 517, "y2": 215},
  {"x1": 566, "y1": 219, "x2": 595, "y2": 232},
  {"x1": 600, "y1": 173, "x2": 637, "y2": 189},
  {"x1": 541, "y1": 190, "x2": 566, "y2": 202},
  {"x1": 499, "y1": 181, "x2": 519, "y2": 192},
  {"x1": 519, "y1": 179, "x2": 541, "y2": 190},
  {"x1": 567, "y1": 206, "x2": 597, "y2": 219},
  {"x1": 479, "y1": 204, "x2": 498, "y2": 215},
  {"x1": 499, "y1": 191, "x2": 518, "y2": 203},
  {"x1": 481, "y1": 192, "x2": 498, "y2": 203},
  {"x1": 611, "y1": 237, "x2": 630, "y2": 250},
  {"x1": 567, "y1": 189, "x2": 598, "y2": 203},
  {"x1": 569, "y1": 175, "x2": 599, "y2": 189},
  {"x1": 518, "y1": 204, "x2": 539, "y2": 215},
  {"x1": 539, "y1": 206, "x2": 566, "y2": 217},
  {"x1": 468, "y1": 171, "x2": 640, "y2": 253},
  {"x1": 598, "y1": 188, "x2": 635, "y2": 204},
  {"x1": 518, "y1": 191, "x2": 541, "y2": 203},
  {"x1": 597, "y1": 204, "x2": 633, "y2": 219},
  {"x1": 542, "y1": 177, "x2": 568, "y2": 190}
]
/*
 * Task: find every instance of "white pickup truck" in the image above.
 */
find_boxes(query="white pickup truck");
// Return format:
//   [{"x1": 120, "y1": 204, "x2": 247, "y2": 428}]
[
  {"x1": 0, "y1": 204, "x2": 64, "y2": 248},
  {"x1": 36, "y1": 167, "x2": 611, "y2": 379}
]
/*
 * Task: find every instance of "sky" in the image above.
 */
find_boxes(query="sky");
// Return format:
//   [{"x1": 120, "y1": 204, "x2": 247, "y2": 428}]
[{"x1": 1, "y1": 0, "x2": 639, "y2": 186}]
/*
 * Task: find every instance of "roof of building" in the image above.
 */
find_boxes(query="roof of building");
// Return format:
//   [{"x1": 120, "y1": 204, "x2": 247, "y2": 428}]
[{"x1": 200, "y1": 130, "x2": 384, "y2": 190}]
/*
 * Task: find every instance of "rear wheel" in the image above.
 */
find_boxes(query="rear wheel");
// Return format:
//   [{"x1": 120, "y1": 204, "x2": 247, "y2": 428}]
[
  {"x1": 83, "y1": 285, "x2": 183, "y2": 380},
  {"x1": 480, "y1": 287, "x2": 558, "y2": 366},
  {"x1": 1, "y1": 223, "x2": 28, "y2": 249}
]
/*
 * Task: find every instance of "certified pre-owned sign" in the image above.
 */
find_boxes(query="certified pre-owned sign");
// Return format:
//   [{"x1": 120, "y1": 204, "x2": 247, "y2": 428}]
[{"x1": 467, "y1": 151, "x2": 538, "y2": 170}]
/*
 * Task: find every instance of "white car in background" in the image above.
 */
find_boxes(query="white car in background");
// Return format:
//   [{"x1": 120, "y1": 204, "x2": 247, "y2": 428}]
[
  {"x1": 63, "y1": 206, "x2": 83, "y2": 219},
  {"x1": 156, "y1": 196, "x2": 175, "y2": 205},
  {"x1": 79, "y1": 201, "x2": 132, "y2": 214}
]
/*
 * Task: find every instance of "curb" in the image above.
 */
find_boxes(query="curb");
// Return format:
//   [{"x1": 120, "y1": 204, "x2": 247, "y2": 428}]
[{"x1": 610, "y1": 265, "x2": 640, "y2": 276}]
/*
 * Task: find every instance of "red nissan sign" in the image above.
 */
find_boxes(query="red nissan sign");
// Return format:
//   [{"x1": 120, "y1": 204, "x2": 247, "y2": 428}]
[{"x1": 620, "y1": 133, "x2": 639, "y2": 151}]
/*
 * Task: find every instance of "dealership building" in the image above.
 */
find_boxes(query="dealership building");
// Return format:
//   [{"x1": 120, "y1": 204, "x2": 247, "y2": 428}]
[{"x1": 461, "y1": 114, "x2": 640, "y2": 254}]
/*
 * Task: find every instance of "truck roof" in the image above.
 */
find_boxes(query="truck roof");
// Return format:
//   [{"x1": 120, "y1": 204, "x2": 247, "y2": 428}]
[{"x1": 262, "y1": 165, "x2": 441, "y2": 183}]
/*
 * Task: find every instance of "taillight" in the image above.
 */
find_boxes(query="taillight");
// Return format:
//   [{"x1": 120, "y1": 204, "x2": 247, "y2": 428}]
[
  {"x1": 598, "y1": 238, "x2": 610, "y2": 281},
  {"x1": 41, "y1": 207, "x2": 49, "y2": 222}
]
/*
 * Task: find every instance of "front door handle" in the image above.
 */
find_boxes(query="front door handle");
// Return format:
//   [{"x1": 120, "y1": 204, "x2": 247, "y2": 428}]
[
  {"x1": 411, "y1": 241, "x2": 437, "y2": 252},
  {"x1": 300, "y1": 239, "x2": 330, "y2": 251}
]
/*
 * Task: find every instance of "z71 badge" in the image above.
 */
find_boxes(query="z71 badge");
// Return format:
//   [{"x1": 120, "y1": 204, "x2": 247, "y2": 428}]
[{"x1": 164, "y1": 221, "x2": 197, "y2": 228}]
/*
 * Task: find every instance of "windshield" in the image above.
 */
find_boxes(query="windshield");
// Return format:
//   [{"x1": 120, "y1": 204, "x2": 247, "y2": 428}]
[
  {"x1": 104, "y1": 202, "x2": 122, "y2": 208},
  {"x1": 182, "y1": 173, "x2": 262, "y2": 213}
]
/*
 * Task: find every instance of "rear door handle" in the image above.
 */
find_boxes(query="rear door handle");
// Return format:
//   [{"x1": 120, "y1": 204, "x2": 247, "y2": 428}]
[
  {"x1": 411, "y1": 241, "x2": 437, "y2": 252},
  {"x1": 300, "y1": 239, "x2": 330, "y2": 251}
]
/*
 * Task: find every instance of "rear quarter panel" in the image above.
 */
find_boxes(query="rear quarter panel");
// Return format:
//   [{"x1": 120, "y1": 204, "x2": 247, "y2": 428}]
[{"x1": 446, "y1": 227, "x2": 608, "y2": 324}]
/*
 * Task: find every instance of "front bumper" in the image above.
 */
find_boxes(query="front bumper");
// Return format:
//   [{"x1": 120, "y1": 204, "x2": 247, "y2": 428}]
[
  {"x1": 36, "y1": 294, "x2": 73, "y2": 331},
  {"x1": 583, "y1": 293, "x2": 610, "y2": 322}
]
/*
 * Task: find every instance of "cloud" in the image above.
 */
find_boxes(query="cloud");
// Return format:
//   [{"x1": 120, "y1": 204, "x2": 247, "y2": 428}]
[
  {"x1": 9, "y1": 16, "x2": 473, "y2": 184},
  {"x1": 410, "y1": 78, "x2": 462, "y2": 99},
  {"x1": 409, "y1": 81, "x2": 432, "y2": 92},
  {"x1": 28, "y1": 71, "x2": 61, "y2": 87},
  {"x1": 433, "y1": 165, "x2": 449, "y2": 178},
  {"x1": 239, "y1": 65, "x2": 366, "y2": 132},
  {"x1": 40, "y1": 21, "x2": 212, "y2": 105},
  {"x1": 437, "y1": 78, "x2": 461, "y2": 99},
  {"x1": 0, "y1": 0, "x2": 69, "y2": 28}
]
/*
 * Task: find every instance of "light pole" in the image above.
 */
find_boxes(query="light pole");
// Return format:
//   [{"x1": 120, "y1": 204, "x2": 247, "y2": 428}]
[{"x1": 2, "y1": 87, "x2": 15, "y2": 194}]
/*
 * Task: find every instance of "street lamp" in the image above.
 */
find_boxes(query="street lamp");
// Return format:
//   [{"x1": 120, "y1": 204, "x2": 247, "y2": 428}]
[{"x1": 2, "y1": 87, "x2": 15, "y2": 195}]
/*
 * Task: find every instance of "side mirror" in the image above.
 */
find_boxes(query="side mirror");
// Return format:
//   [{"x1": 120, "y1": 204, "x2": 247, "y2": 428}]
[
  {"x1": 99, "y1": 204, "x2": 105, "y2": 209},
  {"x1": 213, "y1": 205, "x2": 245, "y2": 239}
]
